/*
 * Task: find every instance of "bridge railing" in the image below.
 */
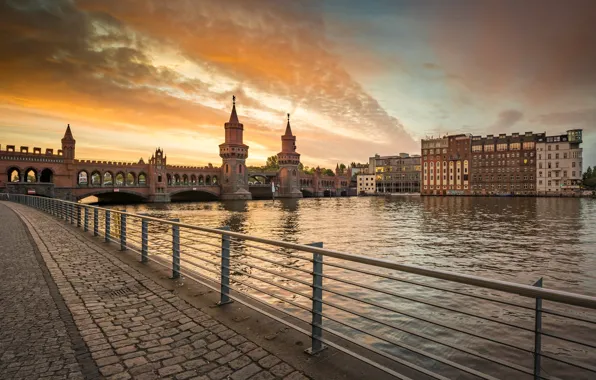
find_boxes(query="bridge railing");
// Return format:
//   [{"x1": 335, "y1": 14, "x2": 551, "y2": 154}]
[{"x1": 3, "y1": 193, "x2": 596, "y2": 380}]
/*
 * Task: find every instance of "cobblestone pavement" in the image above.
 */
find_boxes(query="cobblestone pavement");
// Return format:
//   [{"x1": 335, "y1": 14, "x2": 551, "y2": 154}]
[
  {"x1": 2, "y1": 202, "x2": 310, "y2": 380},
  {"x1": 0, "y1": 203, "x2": 97, "y2": 380}
]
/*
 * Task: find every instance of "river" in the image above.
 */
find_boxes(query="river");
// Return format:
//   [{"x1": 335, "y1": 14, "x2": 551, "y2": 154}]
[{"x1": 113, "y1": 196, "x2": 596, "y2": 379}]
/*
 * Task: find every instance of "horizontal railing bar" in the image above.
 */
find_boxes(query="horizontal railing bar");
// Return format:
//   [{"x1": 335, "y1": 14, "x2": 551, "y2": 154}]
[
  {"x1": 321, "y1": 279, "x2": 533, "y2": 332},
  {"x1": 319, "y1": 293, "x2": 533, "y2": 354},
  {"x1": 227, "y1": 247, "x2": 312, "y2": 275},
  {"x1": 541, "y1": 307, "x2": 596, "y2": 324},
  {"x1": 320, "y1": 312, "x2": 502, "y2": 380},
  {"x1": 234, "y1": 241, "x2": 313, "y2": 262},
  {"x1": 323, "y1": 262, "x2": 534, "y2": 311},
  {"x1": 540, "y1": 330, "x2": 596, "y2": 350},
  {"x1": 226, "y1": 252, "x2": 312, "y2": 288},
  {"x1": 539, "y1": 352, "x2": 596, "y2": 373},
  {"x1": 178, "y1": 257, "x2": 221, "y2": 277},
  {"x1": 317, "y1": 324, "x2": 449, "y2": 380},
  {"x1": 30, "y1": 197, "x2": 596, "y2": 308}
]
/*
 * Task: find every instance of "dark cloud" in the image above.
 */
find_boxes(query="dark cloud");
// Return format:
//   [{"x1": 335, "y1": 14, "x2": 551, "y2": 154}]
[
  {"x1": 490, "y1": 110, "x2": 523, "y2": 130},
  {"x1": 535, "y1": 109, "x2": 596, "y2": 129}
]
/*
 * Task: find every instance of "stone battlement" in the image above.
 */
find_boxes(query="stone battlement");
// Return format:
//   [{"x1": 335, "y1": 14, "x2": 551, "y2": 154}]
[{"x1": 1, "y1": 144, "x2": 62, "y2": 156}]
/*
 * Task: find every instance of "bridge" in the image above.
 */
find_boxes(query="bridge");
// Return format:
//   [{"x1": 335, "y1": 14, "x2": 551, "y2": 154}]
[{"x1": 0, "y1": 97, "x2": 354, "y2": 203}]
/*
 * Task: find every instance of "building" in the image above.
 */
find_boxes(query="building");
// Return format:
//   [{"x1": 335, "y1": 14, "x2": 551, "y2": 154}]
[
  {"x1": 370, "y1": 153, "x2": 421, "y2": 194},
  {"x1": 421, "y1": 134, "x2": 471, "y2": 195},
  {"x1": 536, "y1": 129, "x2": 583, "y2": 194},
  {"x1": 470, "y1": 132, "x2": 540, "y2": 196},
  {"x1": 350, "y1": 163, "x2": 369, "y2": 175},
  {"x1": 357, "y1": 174, "x2": 375, "y2": 195}
]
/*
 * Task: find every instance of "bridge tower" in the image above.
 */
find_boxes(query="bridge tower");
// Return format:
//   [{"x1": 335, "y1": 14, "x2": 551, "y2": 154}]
[
  {"x1": 276, "y1": 114, "x2": 302, "y2": 198},
  {"x1": 149, "y1": 148, "x2": 169, "y2": 202},
  {"x1": 61, "y1": 124, "x2": 76, "y2": 162},
  {"x1": 219, "y1": 96, "x2": 251, "y2": 200}
]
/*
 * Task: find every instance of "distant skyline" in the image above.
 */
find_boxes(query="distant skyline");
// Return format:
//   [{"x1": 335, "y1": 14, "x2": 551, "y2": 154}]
[{"x1": 1, "y1": 0, "x2": 595, "y2": 168}]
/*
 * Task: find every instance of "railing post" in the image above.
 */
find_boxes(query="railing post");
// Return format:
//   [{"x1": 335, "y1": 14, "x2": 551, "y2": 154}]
[
  {"x1": 217, "y1": 226, "x2": 232, "y2": 305},
  {"x1": 533, "y1": 278, "x2": 543, "y2": 380},
  {"x1": 84, "y1": 207, "x2": 89, "y2": 232},
  {"x1": 93, "y1": 208, "x2": 99, "y2": 236},
  {"x1": 141, "y1": 218, "x2": 148, "y2": 263},
  {"x1": 105, "y1": 210, "x2": 111, "y2": 242},
  {"x1": 120, "y1": 210, "x2": 127, "y2": 251},
  {"x1": 76, "y1": 205, "x2": 81, "y2": 227},
  {"x1": 306, "y1": 242, "x2": 326, "y2": 355},
  {"x1": 171, "y1": 219, "x2": 180, "y2": 279}
]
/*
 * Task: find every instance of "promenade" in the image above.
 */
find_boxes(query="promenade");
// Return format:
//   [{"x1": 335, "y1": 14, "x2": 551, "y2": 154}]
[{"x1": 0, "y1": 202, "x2": 309, "y2": 380}]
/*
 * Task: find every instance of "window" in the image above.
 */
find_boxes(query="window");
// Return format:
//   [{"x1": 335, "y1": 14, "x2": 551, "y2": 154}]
[
  {"x1": 484, "y1": 144, "x2": 495, "y2": 152},
  {"x1": 556, "y1": 145, "x2": 559, "y2": 150},
  {"x1": 510, "y1": 143, "x2": 521, "y2": 150},
  {"x1": 548, "y1": 146, "x2": 552, "y2": 151},
  {"x1": 548, "y1": 181, "x2": 551, "y2": 186},
  {"x1": 539, "y1": 171, "x2": 542, "y2": 177},
  {"x1": 564, "y1": 171, "x2": 567, "y2": 177},
  {"x1": 472, "y1": 145, "x2": 482, "y2": 152},
  {"x1": 556, "y1": 162, "x2": 559, "y2": 168},
  {"x1": 539, "y1": 163, "x2": 542, "y2": 169},
  {"x1": 497, "y1": 143, "x2": 508, "y2": 151},
  {"x1": 538, "y1": 154, "x2": 541, "y2": 160},
  {"x1": 563, "y1": 153, "x2": 568, "y2": 159},
  {"x1": 539, "y1": 180, "x2": 543, "y2": 185},
  {"x1": 548, "y1": 172, "x2": 551, "y2": 177},
  {"x1": 548, "y1": 154, "x2": 551, "y2": 159},
  {"x1": 555, "y1": 153, "x2": 559, "y2": 159},
  {"x1": 572, "y1": 171, "x2": 576, "y2": 177},
  {"x1": 572, "y1": 162, "x2": 576, "y2": 168},
  {"x1": 523, "y1": 142, "x2": 535, "y2": 150}
]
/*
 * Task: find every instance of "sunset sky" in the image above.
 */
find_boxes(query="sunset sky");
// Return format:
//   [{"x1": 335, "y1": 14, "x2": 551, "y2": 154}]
[{"x1": 1, "y1": 0, "x2": 595, "y2": 168}]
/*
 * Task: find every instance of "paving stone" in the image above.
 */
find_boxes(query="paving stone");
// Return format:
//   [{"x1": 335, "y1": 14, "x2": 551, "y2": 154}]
[
  {"x1": 257, "y1": 355, "x2": 280, "y2": 369},
  {"x1": 208, "y1": 365, "x2": 233, "y2": 380},
  {"x1": 248, "y1": 371, "x2": 276, "y2": 380},
  {"x1": 100, "y1": 363, "x2": 125, "y2": 376},
  {"x1": 158, "y1": 364, "x2": 184, "y2": 377},
  {"x1": 246, "y1": 348, "x2": 268, "y2": 361},
  {"x1": 230, "y1": 363, "x2": 262, "y2": 380},
  {"x1": 228, "y1": 355, "x2": 252, "y2": 370},
  {"x1": 283, "y1": 372, "x2": 310, "y2": 380},
  {"x1": 270, "y1": 363, "x2": 294, "y2": 378}
]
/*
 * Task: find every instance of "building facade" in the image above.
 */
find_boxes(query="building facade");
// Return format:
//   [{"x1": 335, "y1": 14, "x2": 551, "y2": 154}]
[
  {"x1": 357, "y1": 174, "x2": 376, "y2": 195},
  {"x1": 536, "y1": 129, "x2": 583, "y2": 194},
  {"x1": 370, "y1": 153, "x2": 421, "y2": 194},
  {"x1": 470, "y1": 132, "x2": 540, "y2": 196},
  {"x1": 421, "y1": 135, "x2": 471, "y2": 195}
]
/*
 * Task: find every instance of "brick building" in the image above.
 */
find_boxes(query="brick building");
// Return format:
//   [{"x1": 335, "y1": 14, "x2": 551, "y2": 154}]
[
  {"x1": 470, "y1": 132, "x2": 541, "y2": 195},
  {"x1": 369, "y1": 153, "x2": 421, "y2": 194},
  {"x1": 421, "y1": 134, "x2": 471, "y2": 195}
]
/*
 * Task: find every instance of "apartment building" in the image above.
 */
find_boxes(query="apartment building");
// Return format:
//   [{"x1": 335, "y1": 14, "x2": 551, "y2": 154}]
[
  {"x1": 470, "y1": 132, "x2": 541, "y2": 195},
  {"x1": 369, "y1": 153, "x2": 421, "y2": 194},
  {"x1": 421, "y1": 134, "x2": 471, "y2": 195},
  {"x1": 536, "y1": 129, "x2": 583, "y2": 194},
  {"x1": 357, "y1": 174, "x2": 376, "y2": 195}
]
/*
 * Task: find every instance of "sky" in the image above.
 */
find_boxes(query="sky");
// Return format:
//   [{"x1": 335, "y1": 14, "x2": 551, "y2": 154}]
[{"x1": 1, "y1": 0, "x2": 595, "y2": 168}]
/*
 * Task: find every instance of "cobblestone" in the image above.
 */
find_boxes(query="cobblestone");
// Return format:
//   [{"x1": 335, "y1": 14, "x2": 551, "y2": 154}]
[{"x1": 2, "y1": 202, "x2": 310, "y2": 380}]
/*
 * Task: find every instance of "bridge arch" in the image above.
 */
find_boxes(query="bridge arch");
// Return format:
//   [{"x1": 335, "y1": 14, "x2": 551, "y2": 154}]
[
  {"x1": 40, "y1": 168, "x2": 53, "y2": 183},
  {"x1": 169, "y1": 188, "x2": 219, "y2": 202},
  {"x1": 24, "y1": 167, "x2": 37, "y2": 182},
  {"x1": 174, "y1": 174, "x2": 181, "y2": 185},
  {"x1": 115, "y1": 172, "x2": 125, "y2": 186},
  {"x1": 138, "y1": 172, "x2": 147, "y2": 186},
  {"x1": 7, "y1": 166, "x2": 21, "y2": 182},
  {"x1": 190, "y1": 174, "x2": 196, "y2": 184},
  {"x1": 126, "y1": 172, "x2": 136, "y2": 186},
  {"x1": 167, "y1": 174, "x2": 172, "y2": 185},
  {"x1": 77, "y1": 189, "x2": 148, "y2": 204},
  {"x1": 103, "y1": 171, "x2": 113, "y2": 186},
  {"x1": 206, "y1": 175, "x2": 211, "y2": 185},
  {"x1": 198, "y1": 175, "x2": 204, "y2": 185},
  {"x1": 91, "y1": 171, "x2": 101, "y2": 186},
  {"x1": 182, "y1": 174, "x2": 189, "y2": 185},
  {"x1": 77, "y1": 170, "x2": 89, "y2": 185}
]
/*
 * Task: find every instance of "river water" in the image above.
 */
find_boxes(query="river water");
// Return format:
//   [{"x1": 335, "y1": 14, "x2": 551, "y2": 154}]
[{"x1": 115, "y1": 196, "x2": 596, "y2": 379}]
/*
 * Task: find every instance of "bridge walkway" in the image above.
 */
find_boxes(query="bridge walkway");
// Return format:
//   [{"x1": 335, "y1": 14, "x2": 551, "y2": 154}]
[{"x1": 0, "y1": 202, "x2": 309, "y2": 380}]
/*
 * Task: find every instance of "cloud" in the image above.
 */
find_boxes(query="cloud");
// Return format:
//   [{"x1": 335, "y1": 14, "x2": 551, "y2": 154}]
[
  {"x1": 0, "y1": 0, "x2": 417, "y2": 167},
  {"x1": 490, "y1": 110, "x2": 524, "y2": 130},
  {"x1": 535, "y1": 108, "x2": 596, "y2": 129},
  {"x1": 429, "y1": 0, "x2": 596, "y2": 105}
]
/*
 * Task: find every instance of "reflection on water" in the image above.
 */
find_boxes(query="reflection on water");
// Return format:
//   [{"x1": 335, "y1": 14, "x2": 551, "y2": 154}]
[{"x1": 116, "y1": 197, "x2": 596, "y2": 379}]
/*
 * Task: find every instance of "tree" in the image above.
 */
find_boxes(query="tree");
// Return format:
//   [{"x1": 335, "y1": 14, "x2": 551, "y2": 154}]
[
  {"x1": 584, "y1": 167, "x2": 593, "y2": 183},
  {"x1": 339, "y1": 163, "x2": 346, "y2": 171},
  {"x1": 298, "y1": 162, "x2": 304, "y2": 171},
  {"x1": 265, "y1": 155, "x2": 279, "y2": 170},
  {"x1": 323, "y1": 169, "x2": 335, "y2": 176}
]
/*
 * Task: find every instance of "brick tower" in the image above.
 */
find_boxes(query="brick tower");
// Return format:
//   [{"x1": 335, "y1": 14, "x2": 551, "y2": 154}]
[
  {"x1": 61, "y1": 124, "x2": 76, "y2": 162},
  {"x1": 219, "y1": 96, "x2": 251, "y2": 200},
  {"x1": 276, "y1": 114, "x2": 302, "y2": 198}
]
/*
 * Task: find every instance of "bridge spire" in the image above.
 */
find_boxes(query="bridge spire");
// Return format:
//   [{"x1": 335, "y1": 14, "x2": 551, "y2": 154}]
[
  {"x1": 229, "y1": 95, "x2": 239, "y2": 124},
  {"x1": 284, "y1": 113, "x2": 293, "y2": 137},
  {"x1": 63, "y1": 124, "x2": 74, "y2": 141}
]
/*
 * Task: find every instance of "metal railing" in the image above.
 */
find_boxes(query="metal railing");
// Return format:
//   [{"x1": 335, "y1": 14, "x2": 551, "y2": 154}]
[{"x1": 2, "y1": 193, "x2": 596, "y2": 380}]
